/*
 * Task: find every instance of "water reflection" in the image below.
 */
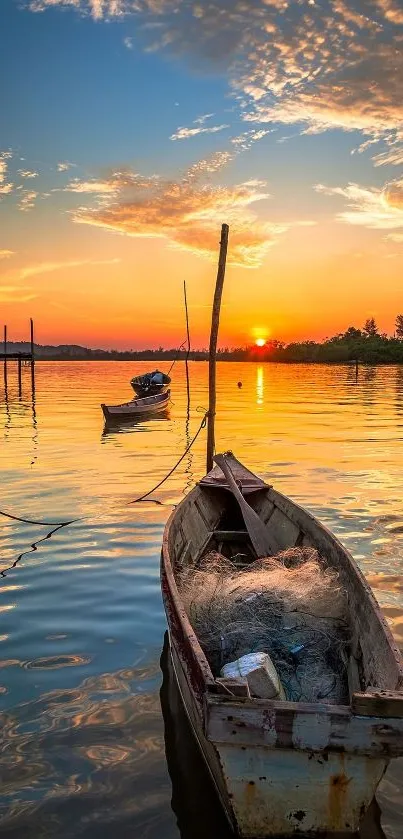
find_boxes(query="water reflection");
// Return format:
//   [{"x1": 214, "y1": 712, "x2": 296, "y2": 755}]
[
  {"x1": 102, "y1": 409, "x2": 170, "y2": 437},
  {"x1": 1, "y1": 361, "x2": 403, "y2": 838},
  {"x1": 256, "y1": 365, "x2": 264, "y2": 406}
]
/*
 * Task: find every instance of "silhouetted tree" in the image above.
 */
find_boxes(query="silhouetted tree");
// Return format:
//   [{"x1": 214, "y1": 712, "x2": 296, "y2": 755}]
[
  {"x1": 396, "y1": 315, "x2": 403, "y2": 339},
  {"x1": 363, "y1": 317, "x2": 379, "y2": 336}
]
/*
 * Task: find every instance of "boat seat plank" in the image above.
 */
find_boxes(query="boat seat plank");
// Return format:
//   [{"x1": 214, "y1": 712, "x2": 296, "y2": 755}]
[{"x1": 211, "y1": 530, "x2": 250, "y2": 542}]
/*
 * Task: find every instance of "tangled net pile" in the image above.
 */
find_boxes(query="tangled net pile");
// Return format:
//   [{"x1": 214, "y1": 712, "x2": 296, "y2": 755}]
[{"x1": 179, "y1": 547, "x2": 351, "y2": 704}]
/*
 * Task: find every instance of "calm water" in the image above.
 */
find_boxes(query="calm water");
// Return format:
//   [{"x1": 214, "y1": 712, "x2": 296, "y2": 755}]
[{"x1": 0, "y1": 360, "x2": 403, "y2": 838}]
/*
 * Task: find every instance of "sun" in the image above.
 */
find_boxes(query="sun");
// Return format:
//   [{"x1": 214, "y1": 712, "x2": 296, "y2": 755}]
[{"x1": 255, "y1": 338, "x2": 266, "y2": 347}]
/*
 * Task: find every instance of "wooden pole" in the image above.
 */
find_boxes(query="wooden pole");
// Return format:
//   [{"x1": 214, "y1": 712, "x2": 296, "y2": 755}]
[
  {"x1": 206, "y1": 223, "x2": 229, "y2": 473},
  {"x1": 30, "y1": 318, "x2": 34, "y2": 359},
  {"x1": 183, "y1": 280, "x2": 191, "y2": 409},
  {"x1": 30, "y1": 317, "x2": 35, "y2": 394},
  {"x1": 3, "y1": 325, "x2": 7, "y2": 389}
]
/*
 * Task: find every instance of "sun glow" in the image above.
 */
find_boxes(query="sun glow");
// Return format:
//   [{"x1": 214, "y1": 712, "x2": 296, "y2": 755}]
[{"x1": 255, "y1": 338, "x2": 266, "y2": 347}]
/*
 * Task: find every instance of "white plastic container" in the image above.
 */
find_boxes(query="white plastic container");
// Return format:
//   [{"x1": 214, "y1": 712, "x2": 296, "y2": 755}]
[{"x1": 221, "y1": 652, "x2": 285, "y2": 699}]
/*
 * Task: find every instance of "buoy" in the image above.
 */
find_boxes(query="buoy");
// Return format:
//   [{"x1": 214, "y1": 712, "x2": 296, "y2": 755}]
[{"x1": 237, "y1": 381, "x2": 242, "y2": 388}]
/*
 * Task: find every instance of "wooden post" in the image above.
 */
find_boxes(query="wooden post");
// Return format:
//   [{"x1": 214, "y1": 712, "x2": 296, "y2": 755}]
[
  {"x1": 30, "y1": 317, "x2": 35, "y2": 394},
  {"x1": 355, "y1": 358, "x2": 359, "y2": 381},
  {"x1": 3, "y1": 325, "x2": 7, "y2": 389},
  {"x1": 206, "y1": 223, "x2": 229, "y2": 473},
  {"x1": 183, "y1": 280, "x2": 191, "y2": 409},
  {"x1": 30, "y1": 318, "x2": 34, "y2": 359}
]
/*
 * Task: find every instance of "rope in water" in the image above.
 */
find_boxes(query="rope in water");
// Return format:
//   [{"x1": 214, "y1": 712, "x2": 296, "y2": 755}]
[{"x1": 0, "y1": 411, "x2": 208, "y2": 530}]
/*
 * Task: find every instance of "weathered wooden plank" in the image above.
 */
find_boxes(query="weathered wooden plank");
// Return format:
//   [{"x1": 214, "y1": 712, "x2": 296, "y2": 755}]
[
  {"x1": 205, "y1": 695, "x2": 403, "y2": 757},
  {"x1": 216, "y1": 677, "x2": 250, "y2": 697},
  {"x1": 352, "y1": 689, "x2": 403, "y2": 718},
  {"x1": 264, "y1": 506, "x2": 300, "y2": 553}
]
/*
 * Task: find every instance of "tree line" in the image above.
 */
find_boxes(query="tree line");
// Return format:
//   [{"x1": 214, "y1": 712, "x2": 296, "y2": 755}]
[{"x1": 6, "y1": 316, "x2": 403, "y2": 363}]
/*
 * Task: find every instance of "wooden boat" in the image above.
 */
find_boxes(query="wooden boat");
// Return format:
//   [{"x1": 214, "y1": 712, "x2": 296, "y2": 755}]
[
  {"x1": 130, "y1": 370, "x2": 171, "y2": 396},
  {"x1": 101, "y1": 389, "x2": 170, "y2": 423},
  {"x1": 161, "y1": 451, "x2": 403, "y2": 837}
]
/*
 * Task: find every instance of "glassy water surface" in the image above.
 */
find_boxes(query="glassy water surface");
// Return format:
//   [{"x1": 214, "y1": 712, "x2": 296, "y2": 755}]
[{"x1": 0, "y1": 361, "x2": 402, "y2": 838}]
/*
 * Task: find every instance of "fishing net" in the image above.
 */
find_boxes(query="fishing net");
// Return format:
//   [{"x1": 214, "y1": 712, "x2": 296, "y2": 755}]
[{"x1": 179, "y1": 547, "x2": 350, "y2": 704}]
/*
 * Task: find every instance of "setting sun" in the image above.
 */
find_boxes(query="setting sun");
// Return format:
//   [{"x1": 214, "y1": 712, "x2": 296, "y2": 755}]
[{"x1": 255, "y1": 338, "x2": 266, "y2": 347}]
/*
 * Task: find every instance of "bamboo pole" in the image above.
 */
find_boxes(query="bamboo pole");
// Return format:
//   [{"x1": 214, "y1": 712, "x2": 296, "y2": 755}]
[
  {"x1": 183, "y1": 280, "x2": 191, "y2": 409},
  {"x1": 206, "y1": 223, "x2": 229, "y2": 473}
]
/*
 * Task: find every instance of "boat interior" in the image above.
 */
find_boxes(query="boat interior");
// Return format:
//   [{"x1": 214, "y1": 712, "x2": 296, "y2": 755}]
[{"x1": 166, "y1": 456, "x2": 403, "y2": 706}]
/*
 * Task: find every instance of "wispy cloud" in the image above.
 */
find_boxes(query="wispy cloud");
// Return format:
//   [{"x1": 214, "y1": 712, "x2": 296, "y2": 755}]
[
  {"x1": 18, "y1": 169, "x2": 39, "y2": 179},
  {"x1": 19, "y1": 257, "x2": 121, "y2": 281},
  {"x1": 18, "y1": 190, "x2": 39, "y2": 211},
  {"x1": 0, "y1": 250, "x2": 14, "y2": 260},
  {"x1": 0, "y1": 285, "x2": 37, "y2": 304},
  {"x1": 315, "y1": 179, "x2": 403, "y2": 230},
  {"x1": 170, "y1": 113, "x2": 230, "y2": 141},
  {"x1": 57, "y1": 161, "x2": 75, "y2": 172},
  {"x1": 123, "y1": 36, "x2": 133, "y2": 49},
  {"x1": 69, "y1": 152, "x2": 304, "y2": 267}
]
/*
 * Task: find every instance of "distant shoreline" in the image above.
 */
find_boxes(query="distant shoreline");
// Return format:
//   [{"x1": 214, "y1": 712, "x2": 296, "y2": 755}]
[{"x1": 9, "y1": 357, "x2": 403, "y2": 366}]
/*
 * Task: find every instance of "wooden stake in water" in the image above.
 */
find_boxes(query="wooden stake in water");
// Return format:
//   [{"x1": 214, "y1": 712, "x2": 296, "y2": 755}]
[
  {"x1": 30, "y1": 317, "x2": 35, "y2": 394},
  {"x1": 206, "y1": 224, "x2": 229, "y2": 473},
  {"x1": 183, "y1": 280, "x2": 191, "y2": 409}
]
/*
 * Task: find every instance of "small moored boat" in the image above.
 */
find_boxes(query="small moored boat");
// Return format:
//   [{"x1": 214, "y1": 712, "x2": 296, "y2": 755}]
[
  {"x1": 161, "y1": 454, "x2": 403, "y2": 837},
  {"x1": 101, "y1": 389, "x2": 170, "y2": 423},
  {"x1": 130, "y1": 370, "x2": 171, "y2": 396}
]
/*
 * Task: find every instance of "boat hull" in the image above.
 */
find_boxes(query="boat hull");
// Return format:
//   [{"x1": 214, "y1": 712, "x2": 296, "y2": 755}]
[
  {"x1": 161, "y1": 455, "x2": 403, "y2": 837},
  {"x1": 168, "y1": 631, "x2": 389, "y2": 837},
  {"x1": 101, "y1": 390, "x2": 170, "y2": 422}
]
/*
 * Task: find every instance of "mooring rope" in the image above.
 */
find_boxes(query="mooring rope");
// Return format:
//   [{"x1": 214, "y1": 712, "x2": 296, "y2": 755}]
[
  {"x1": 0, "y1": 411, "x2": 208, "y2": 577},
  {"x1": 167, "y1": 340, "x2": 187, "y2": 376}
]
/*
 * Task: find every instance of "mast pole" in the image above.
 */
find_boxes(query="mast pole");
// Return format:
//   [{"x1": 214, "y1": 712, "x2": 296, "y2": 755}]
[{"x1": 206, "y1": 223, "x2": 229, "y2": 473}]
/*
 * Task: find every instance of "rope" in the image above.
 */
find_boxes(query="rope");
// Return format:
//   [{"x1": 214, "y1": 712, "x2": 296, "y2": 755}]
[
  {"x1": 130, "y1": 412, "x2": 207, "y2": 503},
  {"x1": 0, "y1": 411, "x2": 208, "y2": 576},
  {"x1": 167, "y1": 340, "x2": 187, "y2": 376}
]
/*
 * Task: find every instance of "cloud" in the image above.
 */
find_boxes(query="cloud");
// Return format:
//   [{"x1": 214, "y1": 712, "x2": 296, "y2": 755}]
[
  {"x1": 315, "y1": 179, "x2": 403, "y2": 230},
  {"x1": 123, "y1": 36, "x2": 133, "y2": 49},
  {"x1": 18, "y1": 190, "x2": 39, "y2": 211},
  {"x1": 170, "y1": 115, "x2": 229, "y2": 141},
  {"x1": 69, "y1": 153, "x2": 300, "y2": 267},
  {"x1": 0, "y1": 250, "x2": 14, "y2": 259},
  {"x1": 18, "y1": 169, "x2": 39, "y2": 179},
  {"x1": 19, "y1": 257, "x2": 121, "y2": 281},
  {"x1": 25, "y1": 2, "x2": 403, "y2": 163},
  {"x1": 57, "y1": 161, "x2": 75, "y2": 172},
  {"x1": 0, "y1": 285, "x2": 37, "y2": 303},
  {"x1": 0, "y1": 151, "x2": 14, "y2": 196}
]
